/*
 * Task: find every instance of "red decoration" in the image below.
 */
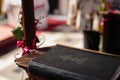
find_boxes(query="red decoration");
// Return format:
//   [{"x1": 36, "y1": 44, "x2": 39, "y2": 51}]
[
  {"x1": 17, "y1": 40, "x2": 23, "y2": 48},
  {"x1": 22, "y1": 46, "x2": 30, "y2": 56}
]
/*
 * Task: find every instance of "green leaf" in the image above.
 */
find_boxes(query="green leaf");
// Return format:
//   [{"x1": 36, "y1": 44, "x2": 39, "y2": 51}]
[
  {"x1": 12, "y1": 27, "x2": 24, "y2": 40},
  {"x1": 25, "y1": 78, "x2": 29, "y2": 80},
  {"x1": 100, "y1": 0, "x2": 104, "y2": 2}
]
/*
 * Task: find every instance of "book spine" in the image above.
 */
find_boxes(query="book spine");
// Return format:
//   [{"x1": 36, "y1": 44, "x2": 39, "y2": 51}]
[{"x1": 28, "y1": 61, "x2": 97, "y2": 80}]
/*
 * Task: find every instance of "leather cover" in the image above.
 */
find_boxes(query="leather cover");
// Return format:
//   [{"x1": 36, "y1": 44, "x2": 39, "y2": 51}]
[{"x1": 28, "y1": 45, "x2": 120, "y2": 80}]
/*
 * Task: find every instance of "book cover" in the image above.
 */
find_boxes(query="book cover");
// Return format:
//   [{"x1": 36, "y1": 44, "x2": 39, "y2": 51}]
[{"x1": 28, "y1": 45, "x2": 120, "y2": 80}]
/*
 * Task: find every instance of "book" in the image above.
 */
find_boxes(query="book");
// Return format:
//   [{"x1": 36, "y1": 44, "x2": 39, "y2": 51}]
[{"x1": 28, "y1": 45, "x2": 120, "y2": 80}]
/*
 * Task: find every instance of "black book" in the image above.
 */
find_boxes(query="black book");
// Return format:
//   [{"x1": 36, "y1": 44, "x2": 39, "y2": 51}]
[{"x1": 28, "y1": 45, "x2": 120, "y2": 80}]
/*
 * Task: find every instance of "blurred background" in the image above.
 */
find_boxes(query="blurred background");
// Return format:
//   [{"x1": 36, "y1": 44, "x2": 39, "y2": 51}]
[
  {"x1": 0, "y1": 0, "x2": 84, "y2": 80},
  {"x1": 0, "y1": 0, "x2": 120, "y2": 80}
]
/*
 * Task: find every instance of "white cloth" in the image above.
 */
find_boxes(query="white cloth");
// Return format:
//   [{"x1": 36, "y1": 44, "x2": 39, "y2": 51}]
[
  {"x1": 77, "y1": 0, "x2": 100, "y2": 31},
  {"x1": 2, "y1": 0, "x2": 49, "y2": 29},
  {"x1": 34, "y1": 0, "x2": 49, "y2": 30},
  {"x1": 67, "y1": 0, "x2": 101, "y2": 31},
  {"x1": 2, "y1": 0, "x2": 21, "y2": 13},
  {"x1": 10, "y1": 0, "x2": 21, "y2": 6},
  {"x1": 2, "y1": 0, "x2": 21, "y2": 27}
]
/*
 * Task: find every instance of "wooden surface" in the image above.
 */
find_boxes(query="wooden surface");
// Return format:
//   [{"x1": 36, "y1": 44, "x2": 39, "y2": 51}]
[
  {"x1": 15, "y1": 46, "x2": 54, "y2": 80},
  {"x1": 15, "y1": 46, "x2": 53, "y2": 69}
]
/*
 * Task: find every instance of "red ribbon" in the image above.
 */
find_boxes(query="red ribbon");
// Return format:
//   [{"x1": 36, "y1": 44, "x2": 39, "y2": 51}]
[
  {"x1": 22, "y1": 37, "x2": 37, "y2": 56},
  {"x1": 15, "y1": 37, "x2": 37, "y2": 58},
  {"x1": 22, "y1": 46, "x2": 30, "y2": 56}
]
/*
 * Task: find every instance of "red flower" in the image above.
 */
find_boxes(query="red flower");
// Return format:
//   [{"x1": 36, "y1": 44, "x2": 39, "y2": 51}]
[{"x1": 17, "y1": 40, "x2": 23, "y2": 48}]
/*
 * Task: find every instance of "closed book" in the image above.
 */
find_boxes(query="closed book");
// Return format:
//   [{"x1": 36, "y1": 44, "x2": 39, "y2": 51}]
[{"x1": 28, "y1": 45, "x2": 120, "y2": 80}]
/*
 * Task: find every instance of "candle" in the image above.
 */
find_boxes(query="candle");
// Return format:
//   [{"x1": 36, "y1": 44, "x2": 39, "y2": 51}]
[{"x1": 21, "y1": 0, "x2": 36, "y2": 49}]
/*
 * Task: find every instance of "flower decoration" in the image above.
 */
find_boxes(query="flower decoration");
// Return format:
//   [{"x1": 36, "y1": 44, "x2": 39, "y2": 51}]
[{"x1": 12, "y1": 8, "x2": 46, "y2": 57}]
